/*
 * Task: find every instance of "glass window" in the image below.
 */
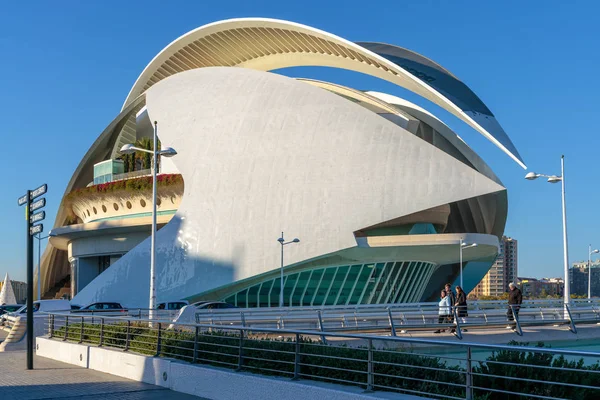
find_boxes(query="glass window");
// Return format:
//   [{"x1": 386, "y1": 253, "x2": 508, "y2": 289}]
[
  {"x1": 348, "y1": 265, "x2": 373, "y2": 305},
  {"x1": 237, "y1": 289, "x2": 248, "y2": 308},
  {"x1": 302, "y1": 269, "x2": 324, "y2": 306},
  {"x1": 359, "y1": 263, "x2": 383, "y2": 304},
  {"x1": 247, "y1": 284, "x2": 261, "y2": 308},
  {"x1": 283, "y1": 274, "x2": 298, "y2": 307},
  {"x1": 269, "y1": 278, "x2": 281, "y2": 307},
  {"x1": 337, "y1": 265, "x2": 361, "y2": 305},
  {"x1": 325, "y1": 266, "x2": 349, "y2": 305},
  {"x1": 312, "y1": 268, "x2": 336, "y2": 306},
  {"x1": 291, "y1": 271, "x2": 311, "y2": 306},
  {"x1": 259, "y1": 280, "x2": 273, "y2": 307}
]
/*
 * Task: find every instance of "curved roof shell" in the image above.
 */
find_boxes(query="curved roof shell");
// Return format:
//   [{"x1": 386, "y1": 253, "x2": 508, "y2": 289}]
[{"x1": 122, "y1": 17, "x2": 524, "y2": 168}]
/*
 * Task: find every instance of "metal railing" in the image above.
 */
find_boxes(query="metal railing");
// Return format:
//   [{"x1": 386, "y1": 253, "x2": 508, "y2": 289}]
[
  {"x1": 184, "y1": 299, "x2": 600, "y2": 339},
  {"x1": 44, "y1": 311, "x2": 600, "y2": 400}
]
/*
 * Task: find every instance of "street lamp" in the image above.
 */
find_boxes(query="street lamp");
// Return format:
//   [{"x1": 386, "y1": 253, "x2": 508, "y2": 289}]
[
  {"x1": 120, "y1": 121, "x2": 177, "y2": 314},
  {"x1": 525, "y1": 155, "x2": 570, "y2": 310},
  {"x1": 277, "y1": 232, "x2": 299, "y2": 307},
  {"x1": 589, "y1": 246, "x2": 599, "y2": 299},
  {"x1": 459, "y1": 240, "x2": 477, "y2": 288},
  {"x1": 34, "y1": 234, "x2": 49, "y2": 300}
]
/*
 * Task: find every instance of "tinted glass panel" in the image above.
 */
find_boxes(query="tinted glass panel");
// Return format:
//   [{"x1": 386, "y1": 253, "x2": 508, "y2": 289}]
[
  {"x1": 348, "y1": 265, "x2": 373, "y2": 305},
  {"x1": 302, "y1": 269, "x2": 324, "y2": 306},
  {"x1": 338, "y1": 265, "x2": 361, "y2": 305},
  {"x1": 312, "y1": 268, "x2": 336, "y2": 306},
  {"x1": 291, "y1": 271, "x2": 311, "y2": 306},
  {"x1": 259, "y1": 280, "x2": 273, "y2": 307},
  {"x1": 325, "y1": 266, "x2": 348, "y2": 305}
]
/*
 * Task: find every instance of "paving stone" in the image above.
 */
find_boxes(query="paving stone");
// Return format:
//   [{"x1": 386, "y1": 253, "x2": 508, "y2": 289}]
[{"x1": 0, "y1": 351, "x2": 206, "y2": 400}]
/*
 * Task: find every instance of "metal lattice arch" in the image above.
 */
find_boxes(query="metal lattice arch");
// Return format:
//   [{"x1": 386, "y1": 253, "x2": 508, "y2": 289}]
[{"x1": 122, "y1": 17, "x2": 525, "y2": 169}]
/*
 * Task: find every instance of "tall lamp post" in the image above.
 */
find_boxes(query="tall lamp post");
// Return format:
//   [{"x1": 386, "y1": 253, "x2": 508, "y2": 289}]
[
  {"x1": 121, "y1": 121, "x2": 177, "y2": 314},
  {"x1": 35, "y1": 234, "x2": 49, "y2": 300},
  {"x1": 277, "y1": 232, "x2": 299, "y2": 308},
  {"x1": 525, "y1": 155, "x2": 570, "y2": 309},
  {"x1": 589, "y1": 246, "x2": 599, "y2": 299},
  {"x1": 459, "y1": 240, "x2": 477, "y2": 288}
]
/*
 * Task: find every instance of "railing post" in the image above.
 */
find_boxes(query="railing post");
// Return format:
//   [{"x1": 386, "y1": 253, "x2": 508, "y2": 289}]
[
  {"x1": 565, "y1": 304, "x2": 578, "y2": 334},
  {"x1": 466, "y1": 346, "x2": 473, "y2": 400},
  {"x1": 99, "y1": 318, "x2": 104, "y2": 346},
  {"x1": 293, "y1": 333, "x2": 301, "y2": 380},
  {"x1": 63, "y1": 316, "x2": 69, "y2": 341},
  {"x1": 125, "y1": 319, "x2": 131, "y2": 351},
  {"x1": 192, "y1": 326, "x2": 199, "y2": 363},
  {"x1": 317, "y1": 310, "x2": 327, "y2": 344},
  {"x1": 155, "y1": 322, "x2": 162, "y2": 357},
  {"x1": 510, "y1": 305, "x2": 523, "y2": 336},
  {"x1": 453, "y1": 306, "x2": 463, "y2": 340},
  {"x1": 387, "y1": 308, "x2": 396, "y2": 336},
  {"x1": 79, "y1": 316, "x2": 84, "y2": 344},
  {"x1": 49, "y1": 314, "x2": 54, "y2": 338},
  {"x1": 366, "y1": 338, "x2": 373, "y2": 392},
  {"x1": 236, "y1": 329, "x2": 244, "y2": 371}
]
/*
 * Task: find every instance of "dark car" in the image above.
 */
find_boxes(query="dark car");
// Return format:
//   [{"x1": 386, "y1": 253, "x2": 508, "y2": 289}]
[
  {"x1": 195, "y1": 301, "x2": 238, "y2": 310},
  {"x1": 0, "y1": 304, "x2": 23, "y2": 316},
  {"x1": 74, "y1": 302, "x2": 126, "y2": 312}
]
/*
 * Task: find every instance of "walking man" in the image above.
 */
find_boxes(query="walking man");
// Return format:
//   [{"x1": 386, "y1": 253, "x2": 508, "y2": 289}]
[{"x1": 507, "y1": 282, "x2": 523, "y2": 329}]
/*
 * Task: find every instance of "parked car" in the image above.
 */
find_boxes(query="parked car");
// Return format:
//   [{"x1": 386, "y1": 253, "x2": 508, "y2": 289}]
[
  {"x1": 1, "y1": 299, "x2": 71, "y2": 324},
  {"x1": 156, "y1": 300, "x2": 189, "y2": 311},
  {"x1": 0, "y1": 304, "x2": 23, "y2": 316},
  {"x1": 72, "y1": 302, "x2": 126, "y2": 312},
  {"x1": 195, "y1": 301, "x2": 238, "y2": 310}
]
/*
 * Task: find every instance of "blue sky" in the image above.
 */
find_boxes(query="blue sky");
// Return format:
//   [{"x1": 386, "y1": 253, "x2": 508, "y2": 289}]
[{"x1": 1, "y1": 1, "x2": 599, "y2": 282}]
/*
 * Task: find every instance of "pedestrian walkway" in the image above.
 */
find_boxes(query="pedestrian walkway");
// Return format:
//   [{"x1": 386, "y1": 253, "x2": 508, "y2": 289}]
[{"x1": 0, "y1": 351, "x2": 206, "y2": 400}]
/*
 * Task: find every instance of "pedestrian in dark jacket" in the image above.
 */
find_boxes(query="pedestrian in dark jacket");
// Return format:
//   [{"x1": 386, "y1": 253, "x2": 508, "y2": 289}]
[
  {"x1": 507, "y1": 282, "x2": 523, "y2": 328},
  {"x1": 445, "y1": 283, "x2": 456, "y2": 316}
]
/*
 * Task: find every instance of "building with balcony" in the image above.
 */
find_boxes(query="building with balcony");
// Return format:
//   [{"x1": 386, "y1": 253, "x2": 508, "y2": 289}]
[
  {"x1": 39, "y1": 18, "x2": 524, "y2": 308},
  {"x1": 470, "y1": 236, "x2": 518, "y2": 298},
  {"x1": 570, "y1": 260, "x2": 600, "y2": 297}
]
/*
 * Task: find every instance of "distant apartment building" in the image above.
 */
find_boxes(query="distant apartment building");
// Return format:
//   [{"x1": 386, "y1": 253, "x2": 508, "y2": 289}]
[
  {"x1": 570, "y1": 260, "x2": 600, "y2": 297},
  {"x1": 519, "y1": 277, "x2": 563, "y2": 298},
  {"x1": 470, "y1": 236, "x2": 518, "y2": 298},
  {"x1": 0, "y1": 279, "x2": 27, "y2": 304}
]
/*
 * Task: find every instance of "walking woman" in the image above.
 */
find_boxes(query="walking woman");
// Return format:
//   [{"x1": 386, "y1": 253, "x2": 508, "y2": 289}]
[
  {"x1": 455, "y1": 286, "x2": 468, "y2": 331},
  {"x1": 434, "y1": 290, "x2": 451, "y2": 334}
]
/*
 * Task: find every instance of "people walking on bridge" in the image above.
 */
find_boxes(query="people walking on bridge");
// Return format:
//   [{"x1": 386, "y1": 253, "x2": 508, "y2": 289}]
[
  {"x1": 507, "y1": 282, "x2": 523, "y2": 329},
  {"x1": 434, "y1": 290, "x2": 451, "y2": 334},
  {"x1": 455, "y1": 286, "x2": 468, "y2": 332}
]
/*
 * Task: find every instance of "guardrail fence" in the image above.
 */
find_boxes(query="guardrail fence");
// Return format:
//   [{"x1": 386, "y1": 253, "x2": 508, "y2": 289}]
[{"x1": 45, "y1": 311, "x2": 600, "y2": 400}]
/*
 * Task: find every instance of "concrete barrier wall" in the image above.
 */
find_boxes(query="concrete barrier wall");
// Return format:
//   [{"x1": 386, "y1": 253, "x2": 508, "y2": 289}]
[{"x1": 36, "y1": 337, "x2": 418, "y2": 400}]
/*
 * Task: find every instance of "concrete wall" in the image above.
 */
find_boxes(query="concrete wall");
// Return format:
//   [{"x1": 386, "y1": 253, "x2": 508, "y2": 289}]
[
  {"x1": 72, "y1": 68, "x2": 505, "y2": 308},
  {"x1": 36, "y1": 337, "x2": 420, "y2": 399}
]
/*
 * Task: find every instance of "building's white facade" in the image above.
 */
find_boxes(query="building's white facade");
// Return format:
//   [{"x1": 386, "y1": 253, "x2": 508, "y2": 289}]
[{"x1": 39, "y1": 18, "x2": 523, "y2": 308}]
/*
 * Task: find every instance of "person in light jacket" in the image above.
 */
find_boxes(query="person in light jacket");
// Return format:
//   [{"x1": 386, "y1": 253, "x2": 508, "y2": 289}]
[{"x1": 434, "y1": 290, "x2": 451, "y2": 334}]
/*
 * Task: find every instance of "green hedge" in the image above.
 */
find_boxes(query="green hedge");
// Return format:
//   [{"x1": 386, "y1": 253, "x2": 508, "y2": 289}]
[{"x1": 54, "y1": 323, "x2": 600, "y2": 399}]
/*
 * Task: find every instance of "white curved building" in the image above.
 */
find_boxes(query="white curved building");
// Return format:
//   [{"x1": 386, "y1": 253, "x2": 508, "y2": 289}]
[{"x1": 40, "y1": 18, "x2": 523, "y2": 308}]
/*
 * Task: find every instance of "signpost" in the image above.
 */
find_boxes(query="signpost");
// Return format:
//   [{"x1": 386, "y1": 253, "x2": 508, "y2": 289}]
[{"x1": 17, "y1": 183, "x2": 47, "y2": 370}]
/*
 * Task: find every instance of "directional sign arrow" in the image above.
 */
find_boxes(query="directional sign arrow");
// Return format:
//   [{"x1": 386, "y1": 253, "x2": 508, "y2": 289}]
[
  {"x1": 30, "y1": 224, "x2": 43, "y2": 236},
  {"x1": 30, "y1": 211, "x2": 45, "y2": 224},
  {"x1": 30, "y1": 184, "x2": 47, "y2": 201},
  {"x1": 18, "y1": 194, "x2": 27, "y2": 206},
  {"x1": 29, "y1": 198, "x2": 46, "y2": 213}
]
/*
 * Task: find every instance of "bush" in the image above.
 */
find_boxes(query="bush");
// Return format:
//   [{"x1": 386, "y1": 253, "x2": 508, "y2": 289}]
[{"x1": 53, "y1": 324, "x2": 600, "y2": 399}]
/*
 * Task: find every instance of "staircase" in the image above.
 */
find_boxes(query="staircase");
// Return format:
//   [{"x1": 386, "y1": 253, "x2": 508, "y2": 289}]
[{"x1": 43, "y1": 275, "x2": 71, "y2": 300}]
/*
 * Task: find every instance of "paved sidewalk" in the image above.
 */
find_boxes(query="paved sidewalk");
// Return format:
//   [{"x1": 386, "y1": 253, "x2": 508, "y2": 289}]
[{"x1": 0, "y1": 351, "x2": 206, "y2": 400}]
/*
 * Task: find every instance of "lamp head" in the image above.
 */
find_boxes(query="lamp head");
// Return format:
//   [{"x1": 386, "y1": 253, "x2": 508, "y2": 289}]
[
  {"x1": 277, "y1": 237, "x2": 284, "y2": 243},
  {"x1": 292, "y1": 238, "x2": 300, "y2": 243},
  {"x1": 592, "y1": 249, "x2": 600, "y2": 255},
  {"x1": 525, "y1": 172, "x2": 539, "y2": 180},
  {"x1": 547, "y1": 175, "x2": 562, "y2": 184},
  {"x1": 160, "y1": 146, "x2": 178, "y2": 157},
  {"x1": 120, "y1": 144, "x2": 136, "y2": 154}
]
